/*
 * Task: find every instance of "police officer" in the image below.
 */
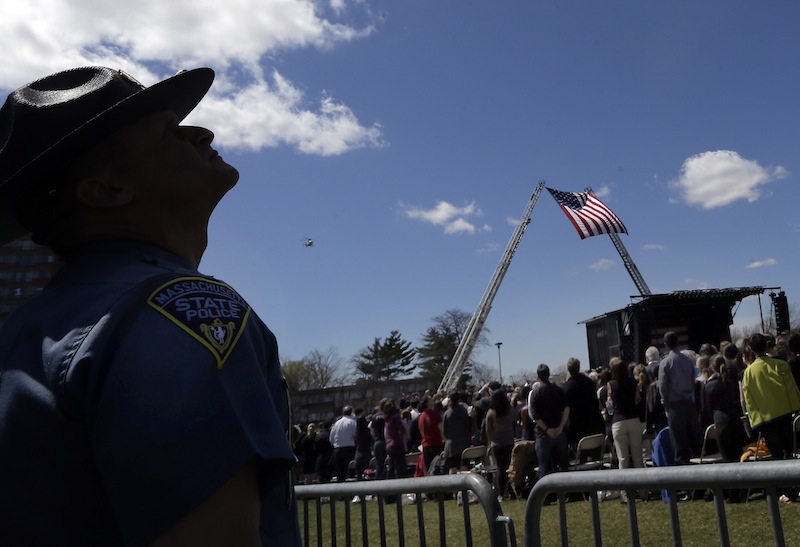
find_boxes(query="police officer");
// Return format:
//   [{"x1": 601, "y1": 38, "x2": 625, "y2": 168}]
[{"x1": 0, "y1": 67, "x2": 299, "y2": 545}]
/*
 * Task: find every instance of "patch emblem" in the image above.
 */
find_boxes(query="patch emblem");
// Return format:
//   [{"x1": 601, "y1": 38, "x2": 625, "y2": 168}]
[{"x1": 147, "y1": 277, "x2": 251, "y2": 369}]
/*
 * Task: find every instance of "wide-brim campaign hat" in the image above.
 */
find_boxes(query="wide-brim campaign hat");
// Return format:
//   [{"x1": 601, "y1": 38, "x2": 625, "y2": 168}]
[{"x1": 0, "y1": 66, "x2": 215, "y2": 245}]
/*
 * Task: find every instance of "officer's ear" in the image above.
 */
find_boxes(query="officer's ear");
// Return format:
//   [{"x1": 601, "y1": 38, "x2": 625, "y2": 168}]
[{"x1": 74, "y1": 177, "x2": 133, "y2": 209}]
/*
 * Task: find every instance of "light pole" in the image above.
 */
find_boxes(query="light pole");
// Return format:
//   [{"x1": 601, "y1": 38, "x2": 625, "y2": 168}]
[{"x1": 495, "y1": 342, "x2": 503, "y2": 385}]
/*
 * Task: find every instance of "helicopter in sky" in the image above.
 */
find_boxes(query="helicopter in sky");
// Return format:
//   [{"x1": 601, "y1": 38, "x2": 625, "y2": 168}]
[{"x1": 302, "y1": 237, "x2": 314, "y2": 248}]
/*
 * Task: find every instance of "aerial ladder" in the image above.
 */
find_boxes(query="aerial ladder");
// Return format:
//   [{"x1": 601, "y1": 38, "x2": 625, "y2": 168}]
[
  {"x1": 608, "y1": 232, "x2": 651, "y2": 296},
  {"x1": 583, "y1": 186, "x2": 651, "y2": 297},
  {"x1": 437, "y1": 180, "x2": 546, "y2": 393}
]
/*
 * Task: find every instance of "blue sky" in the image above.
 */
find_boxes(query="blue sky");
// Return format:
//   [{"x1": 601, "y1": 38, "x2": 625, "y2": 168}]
[{"x1": 3, "y1": 1, "x2": 799, "y2": 382}]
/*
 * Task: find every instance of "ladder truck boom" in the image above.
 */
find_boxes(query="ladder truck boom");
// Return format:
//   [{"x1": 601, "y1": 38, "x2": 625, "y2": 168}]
[
  {"x1": 437, "y1": 180, "x2": 546, "y2": 393},
  {"x1": 583, "y1": 187, "x2": 651, "y2": 297},
  {"x1": 608, "y1": 232, "x2": 651, "y2": 296}
]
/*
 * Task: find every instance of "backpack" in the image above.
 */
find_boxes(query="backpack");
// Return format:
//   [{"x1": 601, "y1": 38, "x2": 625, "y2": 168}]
[{"x1": 427, "y1": 451, "x2": 447, "y2": 476}]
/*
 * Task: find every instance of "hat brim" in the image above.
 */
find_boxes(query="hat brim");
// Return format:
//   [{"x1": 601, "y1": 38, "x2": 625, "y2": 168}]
[{"x1": 0, "y1": 67, "x2": 215, "y2": 245}]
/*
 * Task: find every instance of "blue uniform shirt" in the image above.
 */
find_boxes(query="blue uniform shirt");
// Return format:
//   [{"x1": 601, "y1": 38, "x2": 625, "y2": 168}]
[{"x1": 0, "y1": 240, "x2": 299, "y2": 546}]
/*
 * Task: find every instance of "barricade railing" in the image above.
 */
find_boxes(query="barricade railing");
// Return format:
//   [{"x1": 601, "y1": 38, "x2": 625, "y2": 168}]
[
  {"x1": 523, "y1": 460, "x2": 800, "y2": 547},
  {"x1": 295, "y1": 473, "x2": 516, "y2": 547}
]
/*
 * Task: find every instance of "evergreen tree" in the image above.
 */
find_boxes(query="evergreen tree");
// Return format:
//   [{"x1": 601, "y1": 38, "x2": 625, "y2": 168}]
[
  {"x1": 416, "y1": 324, "x2": 459, "y2": 382},
  {"x1": 415, "y1": 308, "x2": 490, "y2": 387},
  {"x1": 353, "y1": 330, "x2": 416, "y2": 381}
]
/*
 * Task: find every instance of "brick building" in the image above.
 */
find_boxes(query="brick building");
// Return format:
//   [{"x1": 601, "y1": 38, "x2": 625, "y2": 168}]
[
  {"x1": 0, "y1": 235, "x2": 60, "y2": 327},
  {"x1": 290, "y1": 377, "x2": 435, "y2": 425}
]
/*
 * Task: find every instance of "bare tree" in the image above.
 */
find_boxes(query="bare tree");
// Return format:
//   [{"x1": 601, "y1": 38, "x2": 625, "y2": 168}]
[
  {"x1": 438, "y1": 308, "x2": 491, "y2": 348},
  {"x1": 305, "y1": 347, "x2": 347, "y2": 388},
  {"x1": 281, "y1": 346, "x2": 347, "y2": 392},
  {"x1": 731, "y1": 298, "x2": 798, "y2": 341},
  {"x1": 468, "y1": 361, "x2": 499, "y2": 386},
  {"x1": 507, "y1": 370, "x2": 537, "y2": 387},
  {"x1": 281, "y1": 358, "x2": 312, "y2": 392}
]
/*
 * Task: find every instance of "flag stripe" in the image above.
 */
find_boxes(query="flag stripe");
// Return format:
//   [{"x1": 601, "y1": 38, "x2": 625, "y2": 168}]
[
  {"x1": 546, "y1": 187, "x2": 628, "y2": 239},
  {"x1": 562, "y1": 210, "x2": 588, "y2": 238},
  {"x1": 585, "y1": 195, "x2": 627, "y2": 233}
]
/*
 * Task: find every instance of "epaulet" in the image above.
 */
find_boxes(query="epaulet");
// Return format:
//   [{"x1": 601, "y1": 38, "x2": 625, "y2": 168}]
[{"x1": 146, "y1": 276, "x2": 252, "y2": 369}]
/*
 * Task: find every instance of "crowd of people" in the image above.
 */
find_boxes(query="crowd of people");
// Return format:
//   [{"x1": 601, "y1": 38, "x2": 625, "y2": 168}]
[
  {"x1": 292, "y1": 385, "x2": 531, "y2": 501},
  {"x1": 291, "y1": 330, "x2": 800, "y2": 505}
]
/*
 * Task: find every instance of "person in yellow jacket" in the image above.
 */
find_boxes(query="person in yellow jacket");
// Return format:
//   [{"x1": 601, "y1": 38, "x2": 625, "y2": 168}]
[{"x1": 742, "y1": 332, "x2": 800, "y2": 502}]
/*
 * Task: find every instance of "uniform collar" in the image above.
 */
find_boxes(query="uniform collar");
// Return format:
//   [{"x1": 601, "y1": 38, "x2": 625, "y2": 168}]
[
  {"x1": 66, "y1": 239, "x2": 194, "y2": 270},
  {"x1": 49, "y1": 239, "x2": 197, "y2": 287}
]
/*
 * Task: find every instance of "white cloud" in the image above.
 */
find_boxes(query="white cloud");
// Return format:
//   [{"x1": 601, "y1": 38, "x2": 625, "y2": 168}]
[
  {"x1": 683, "y1": 278, "x2": 710, "y2": 289},
  {"x1": 330, "y1": 0, "x2": 348, "y2": 15},
  {"x1": 671, "y1": 150, "x2": 788, "y2": 209},
  {"x1": 444, "y1": 218, "x2": 476, "y2": 235},
  {"x1": 476, "y1": 243, "x2": 501, "y2": 254},
  {"x1": 190, "y1": 72, "x2": 384, "y2": 155},
  {"x1": 590, "y1": 258, "x2": 614, "y2": 271},
  {"x1": 0, "y1": 0, "x2": 382, "y2": 155},
  {"x1": 404, "y1": 201, "x2": 478, "y2": 224},
  {"x1": 593, "y1": 184, "x2": 611, "y2": 198},
  {"x1": 643, "y1": 243, "x2": 666, "y2": 252},
  {"x1": 402, "y1": 200, "x2": 484, "y2": 235},
  {"x1": 746, "y1": 258, "x2": 777, "y2": 269}
]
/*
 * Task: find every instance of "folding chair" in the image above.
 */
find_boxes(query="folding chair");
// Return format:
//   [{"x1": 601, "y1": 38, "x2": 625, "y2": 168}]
[
  {"x1": 460, "y1": 444, "x2": 489, "y2": 471},
  {"x1": 741, "y1": 414, "x2": 771, "y2": 502},
  {"x1": 689, "y1": 424, "x2": 723, "y2": 464},
  {"x1": 741, "y1": 415, "x2": 771, "y2": 462},
  {"x1": 602, "y1": 433, "x2": 617, "y2": 469},
  {"x1": 569, "y1": 433, "x2": 606, "y2": 471},
  {"x1": 793, "y1": 414, "x2": 800, "y2": 458},
  {"x1": 405, "y1": 451, "x2": 422, "y2": 476},
  {"x1": 363, "y1": 457, "x2": 377, "y2": 479},
  {"x1": 507, "y1": 440, "x2": 536, "y2": 500},
  {"x1": 642, "y1": 426, "x2": 655, "y2": 465},
  {"x1": 568, "y1": 433, "x2": 606, "y2": 500}
]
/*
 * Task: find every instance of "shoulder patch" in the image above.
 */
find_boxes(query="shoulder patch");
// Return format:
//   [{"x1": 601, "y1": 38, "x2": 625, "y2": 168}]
[{"x1": 147, "y1": 277, "x2": 251, "y2": 369}]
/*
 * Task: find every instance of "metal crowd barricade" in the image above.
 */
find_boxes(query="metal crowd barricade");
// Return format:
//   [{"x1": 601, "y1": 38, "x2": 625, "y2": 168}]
[
  {"x1": 523, "y1": 460, "x2": 800, "y2": 547},
  {"x1": 295, "y1": 473, "x2": 516, "y2": 547}
]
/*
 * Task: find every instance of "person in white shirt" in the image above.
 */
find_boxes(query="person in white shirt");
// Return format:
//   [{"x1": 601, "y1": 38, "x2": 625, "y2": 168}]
[{"x1": 329, "y1": 406, "x2": 358, "y2": 482}]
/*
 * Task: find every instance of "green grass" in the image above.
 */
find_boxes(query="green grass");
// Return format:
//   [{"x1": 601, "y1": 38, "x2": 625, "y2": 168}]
[
  {"x1": 521, "y1": 495, "x2": 800, "y2": 546},
  {"x1": 299, "y1": 493, "x2": 800, "y2": 546}
]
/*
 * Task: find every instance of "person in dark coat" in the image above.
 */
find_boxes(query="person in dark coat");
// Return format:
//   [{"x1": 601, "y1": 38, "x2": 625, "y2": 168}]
[
  {"x1": 314, "y1": 421, "x2": 334, "y2": 484},
  {"x1": 300, "y1": 423, "x2": 317, "y2": 485},
  {"x1": 528, "y1": 364, "x2": 570, "y2": 479},
  {"x1": 443, "y1": 392, "x2": 471, "y2": 473},
  {"x1": 353, "y1": 408, "x2": 373, "y2": 481},
  {"x1": 369, "y1": 404, "x2": 387, "y2": 480},
  {"x1": 562, "y1": 358, "x2": 604, "y2": 461},
  {"x1": 702, "y1": 350, "x2": 745, "y2": 463},
  {"x1": 646, "y1": 363, "x2": 668, "y2": 435}
]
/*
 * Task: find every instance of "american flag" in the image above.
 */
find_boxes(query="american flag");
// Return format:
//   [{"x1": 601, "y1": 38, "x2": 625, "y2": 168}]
[{"x1": 546, "y1": 187, "x2": 628, "y2": 239}]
